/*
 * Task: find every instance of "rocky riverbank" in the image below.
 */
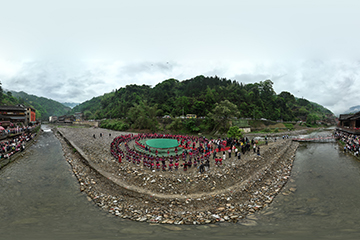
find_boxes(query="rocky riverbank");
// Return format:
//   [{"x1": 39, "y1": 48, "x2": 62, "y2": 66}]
[{"x1": 55, "y1": 126, "x2": 299, "y2": 225}]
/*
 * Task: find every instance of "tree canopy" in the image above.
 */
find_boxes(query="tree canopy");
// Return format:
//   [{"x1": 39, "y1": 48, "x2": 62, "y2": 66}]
[{"x1": 70, "y1": 75, "x2": 334, "y2": 126}]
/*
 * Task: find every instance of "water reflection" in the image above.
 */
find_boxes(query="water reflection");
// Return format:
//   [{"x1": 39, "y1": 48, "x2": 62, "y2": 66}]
[{"x1": 0, "y1": 128, "x2": 360, "y2": 239}]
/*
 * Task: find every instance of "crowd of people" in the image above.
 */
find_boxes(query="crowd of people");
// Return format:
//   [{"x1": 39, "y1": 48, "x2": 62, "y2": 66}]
[
  {"x1": 335, "y1": 130, "x2": 360, "y2": 157},
  {"x1": 0, "y1": 131, "x2": 37, "y2": 160},
  {"x1": 0, "y1": 125, "x2": 39, "y2": 136},
  {"x1": 110, "y1": 133, "x2": 262, "y2": 173}
]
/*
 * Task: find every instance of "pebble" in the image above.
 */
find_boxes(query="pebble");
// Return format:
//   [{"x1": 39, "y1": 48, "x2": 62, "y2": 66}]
[
  {"x1": 163, "y1": 225, "x2": 182, "y2": 231},
  {"x1": 239, "y1": 219, "x2": 258, "y2": 227}
]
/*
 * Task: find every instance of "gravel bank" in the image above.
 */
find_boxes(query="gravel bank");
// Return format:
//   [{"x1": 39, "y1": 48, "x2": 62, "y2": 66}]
[{"x1": 55, "y1": 126, "x2": 299, "y2": 225}]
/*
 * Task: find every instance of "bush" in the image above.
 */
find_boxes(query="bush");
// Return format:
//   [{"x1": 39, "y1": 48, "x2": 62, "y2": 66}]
[
  {"x1": 100, "y1": 120, "x2": 129, "y2": 131},
  {"x1": 227, "y1": 126, "x2": 244, "y2": 138},
  {"x1": 114, "y1": 122, "x2": 129, "y2": 131},
  {"x1": 185, "y1": 119, "x2": 200, "y2": 133},
  {"x1": 284, "y1": 123, "x2": 294, "y2": 130},
  {"x1": 262, "y1": 128, "x2": 271, "y2": 133}
]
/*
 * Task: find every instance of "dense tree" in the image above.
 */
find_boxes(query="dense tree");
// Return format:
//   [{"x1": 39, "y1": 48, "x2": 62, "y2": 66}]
[
  {"x1": 306, "y1": 113, "x2": 319, "y2": 125},
  {"x1": 128, "y1": 100, "x2": 158, "y2": 131},
  {"x1": 84, "y1": 110, "x2": 93, "y2": 120},
  {"x1": 208, "y1": 100, "x2": 240, "y2": 132},
  {"x1": 68, "y1": 75, "x2": 334, "y2": 131}
]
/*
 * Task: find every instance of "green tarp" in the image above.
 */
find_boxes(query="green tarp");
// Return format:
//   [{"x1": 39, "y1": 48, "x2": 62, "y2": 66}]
[{"x1": 146, "y1": 138, "x2": 179, "y2": 149}]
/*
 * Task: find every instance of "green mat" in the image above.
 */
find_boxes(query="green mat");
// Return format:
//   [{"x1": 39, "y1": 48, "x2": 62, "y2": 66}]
[{"x1": 146, "y1": 138, "x2": 179, "y2": 149}]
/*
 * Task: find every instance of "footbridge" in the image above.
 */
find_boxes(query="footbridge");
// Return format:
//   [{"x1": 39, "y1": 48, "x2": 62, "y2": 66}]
[{"x1": 292, "y1": 136, "x2": 338, "y2": 143}]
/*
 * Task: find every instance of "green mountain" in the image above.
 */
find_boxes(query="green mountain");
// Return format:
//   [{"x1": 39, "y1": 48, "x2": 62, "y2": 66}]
[
  {"x1": 1, "y1": 90, "x2": 20, "y2": 106},
  {"x1": 11, "y1": 91, "x2": 71, "y2": 121},
  {"x1": 71, "y1": 75, "x2": 334, "y2": 124}
]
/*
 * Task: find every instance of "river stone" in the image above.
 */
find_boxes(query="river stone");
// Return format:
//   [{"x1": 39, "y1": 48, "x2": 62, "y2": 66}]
[
  {"x1": 263, "y1": 211, "x2": 275, "y2": 216},
  {"x1": 12, "y1": 218, "x2": 40, "y2": 225},
  {"x1": 209, "y1": 224, "x2": 218, "y2": 227},
  {"x1": 138, "y1": 216, "x2": 147, "y2": 222},
  {"x1": 291, "y1": 209, "x2": 307, "y2": 215},
  {"x1": 163, "y1": 225, "x2": 182, "y2": 231},
  {"x1": 311, "y1": 212, "x2": 328, "y2": 216},
  {"x1": 239, "y1": 219, "x2": 258, "y2": 227},
  {"x1": 196, "y1": 225, "x2": 210, "y2": 230},
  {"x1": 120, "y1": 228, "x2": 153, "y2": 234},
  {"x1": 247, "y1": 215, "x2": 258, "y2": 220},
  {"x1": 307, "y1": 198, "x2": 319, "y2": 202}
]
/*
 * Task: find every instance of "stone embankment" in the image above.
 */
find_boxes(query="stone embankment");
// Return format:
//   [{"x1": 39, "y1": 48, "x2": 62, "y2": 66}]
[{"x1": 55, "y1": 127, "x2": 299, "y2": 225}]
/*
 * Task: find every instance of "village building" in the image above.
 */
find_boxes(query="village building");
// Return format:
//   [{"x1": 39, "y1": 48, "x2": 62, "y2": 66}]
[
  {"x1": 26, "y1": 107, "x2": 36, "y2": 125},
  {"x1": 338, "y1": 111, "x2": 360, "y2": 135},
  {"x1": 49, "y1": 116, "x2": 58, "y2": 123},
  {"x1": 57, "y1": 115, "x2": 75, "y2": 123},
  {"x1": 74, "y1": 112, "x2": 83, "y2": 121},
  {"x1": 0, "y1": 105, "x2": 27, "y2": 126}
]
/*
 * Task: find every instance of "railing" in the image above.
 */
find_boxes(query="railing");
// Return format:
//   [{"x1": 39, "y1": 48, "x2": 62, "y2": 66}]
[
  {"x1": 336, "y1": 127, "x2": 360, "y2": 134},
  {"x1": 292, "y1": 136, "x2": 337, "y2": 142}
]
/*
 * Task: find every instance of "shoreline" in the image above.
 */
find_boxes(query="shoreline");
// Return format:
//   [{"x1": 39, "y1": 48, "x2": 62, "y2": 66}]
[{"x1": 55, "y1": 126, "x2": 299, "y2": 224}]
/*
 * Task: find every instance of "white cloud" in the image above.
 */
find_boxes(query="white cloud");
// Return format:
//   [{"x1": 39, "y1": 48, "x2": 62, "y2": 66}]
[
  {"x1": 1, "y1": 0, "x2": 360, "y2": 115},
  {"x1": 2, "y1": 59, "x2": 359, "y2": 116}
]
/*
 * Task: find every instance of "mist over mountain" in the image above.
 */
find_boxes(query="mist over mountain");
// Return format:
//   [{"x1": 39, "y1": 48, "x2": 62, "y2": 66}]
[
  {"x1": 343, "y1": 105, "x2": 360, "y2": 114},
  {"x1": 61, "y1": 102, "x2": 79, "y2": 109}
]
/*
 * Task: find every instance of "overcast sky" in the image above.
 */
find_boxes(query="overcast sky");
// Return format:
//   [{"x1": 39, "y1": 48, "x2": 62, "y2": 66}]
[{"x1": 1, "y1": 0, "x2": 359, "y2": 115}]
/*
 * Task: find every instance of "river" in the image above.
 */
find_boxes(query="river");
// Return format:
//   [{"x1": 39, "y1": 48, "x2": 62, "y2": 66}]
[{"x1": 0, "y1": 126, "x2": 360, "y2": 240}]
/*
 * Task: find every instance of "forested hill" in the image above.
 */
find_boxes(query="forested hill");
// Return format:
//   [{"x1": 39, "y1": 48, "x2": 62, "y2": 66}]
[
  {"x1": 71, "y1": 75, "x2": 334, "y2": 122},
  {"x1": 11, "y1": 91, "x2": 71, "y2": 120}
]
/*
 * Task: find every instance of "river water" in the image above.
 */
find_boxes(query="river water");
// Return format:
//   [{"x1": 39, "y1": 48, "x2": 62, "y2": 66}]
[{"x1": 0, "y1": 126, "x2": 360, "y2": 240}]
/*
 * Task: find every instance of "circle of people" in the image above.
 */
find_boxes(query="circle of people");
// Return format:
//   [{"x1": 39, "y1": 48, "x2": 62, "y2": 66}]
[{"x1": 110, "y1": 133, "x2": 260, "y2": 173}]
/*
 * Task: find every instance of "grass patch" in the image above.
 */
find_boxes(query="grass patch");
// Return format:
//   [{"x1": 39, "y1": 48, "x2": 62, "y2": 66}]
[{"x1": 100, "y1": 119, "x2": 129, "y2": 131}]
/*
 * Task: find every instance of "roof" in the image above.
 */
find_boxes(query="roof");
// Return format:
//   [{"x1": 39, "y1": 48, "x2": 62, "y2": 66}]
[
  {"x1": 9, "y1": 116, "x2": 26, "y2": 120},
  {"x1": 349, "y1": 111, "x2": 360, "y2": 120},
  {"x1": 339, "y1": 111, "x2": 360, "y2": 121},
  {"x1": 0, "y1": 105, "x2": 26, "y2": 111},
  {"x1": 339, "y1": 114, "x2": 353, "y2": 121}
]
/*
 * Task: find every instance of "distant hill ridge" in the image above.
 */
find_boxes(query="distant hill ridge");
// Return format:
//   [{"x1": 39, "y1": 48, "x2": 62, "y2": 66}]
[
  {"x1": 10, "y1": 90, "x2": 71, "y2": 120},
  {"x1": 70, "y1": 75, "x2": 334, "y2": 123},
  {"x1": 5, "y1": 76, "x2": 335, "y2": 123}
]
